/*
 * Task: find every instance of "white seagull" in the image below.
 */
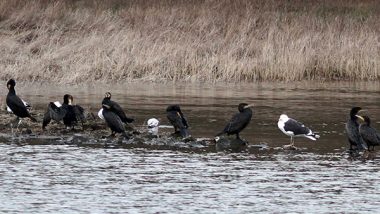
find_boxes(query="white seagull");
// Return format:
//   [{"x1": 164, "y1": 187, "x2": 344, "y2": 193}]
[
  {"x1": 278, "y1": 114, "x2": 320, "y2": 146},
  {"x1": 147, "y1": 118, "x2": 160, "y2": 135}
]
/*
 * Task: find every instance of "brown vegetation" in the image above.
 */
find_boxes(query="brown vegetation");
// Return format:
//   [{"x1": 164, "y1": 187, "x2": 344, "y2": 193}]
[{"x1": 0, "y1": 0, "x2": 379, "y2": 83}]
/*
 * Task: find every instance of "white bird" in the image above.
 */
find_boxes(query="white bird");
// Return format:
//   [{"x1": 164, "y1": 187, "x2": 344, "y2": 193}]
[
  {"x1": 278, "y1": 114, "x2": 320, "y2": 146},
  {"x1": 147, "y1": 118, "x2": 159, "y2": 135},
  {"x1": 7, "y1": 99, "x2": 31, "y2": 113}
]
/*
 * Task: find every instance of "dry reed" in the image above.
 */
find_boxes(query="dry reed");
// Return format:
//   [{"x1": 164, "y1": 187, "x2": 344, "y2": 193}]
[{"x1": 0, "y1": 0, "x2": 379, "y2": 83}]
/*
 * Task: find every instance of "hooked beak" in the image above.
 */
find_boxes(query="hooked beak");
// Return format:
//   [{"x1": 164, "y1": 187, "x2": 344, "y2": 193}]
[
  {"x1": 102, "y1": 104, "x2": 111, "y2": 109},
  {"x1": 7, "y1": 84, "x2": 10, "y2": 89},
  {"x1": 355, "y1": 115, "x2": 364, "y2": 121},
  {"x1": 244, "y1": 104, "x2": 254, "y2": 109},
  {"x1": 177, "y1": 112, "x2": 182, "y2": 118}
]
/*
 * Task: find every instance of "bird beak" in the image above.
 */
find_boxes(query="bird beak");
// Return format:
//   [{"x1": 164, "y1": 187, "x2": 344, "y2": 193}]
[
  {"x1": 355, "y1": 115, "x2": 364, "y2": 121},
  {"x1": 7, "y1": 84, "x2": 10, "y2": 89},
  {"x1": 244, "y1": 104, "x2": 254, "y2": 109},
  {"x1": 102, "y1": 104, "x2": 111, "y2": 109}
]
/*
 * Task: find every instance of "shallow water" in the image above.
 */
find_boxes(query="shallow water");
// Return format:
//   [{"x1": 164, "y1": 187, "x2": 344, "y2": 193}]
[{"x1": 0, "y1": 81, "x2": 380, "y2": 213}]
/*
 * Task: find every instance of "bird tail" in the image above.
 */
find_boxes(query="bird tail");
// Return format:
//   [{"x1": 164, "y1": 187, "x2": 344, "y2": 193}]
[{"x1": 306, "y1": 131, "x2": 320, "y2": 141}]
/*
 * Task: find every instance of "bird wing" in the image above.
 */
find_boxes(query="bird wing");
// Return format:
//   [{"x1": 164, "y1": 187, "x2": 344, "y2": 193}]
[
  {"x1": 42, "y1": 110, "x2": 51, "y2": 129},
  {"x1": 167, "y1": 111, "x2": 189, "y2": 137},
  {"x1": 179, "y1": 112, "x2": 189, "y2": 128},
  {"x1": 223, "y1": 112, "x2": 249, "y2": 134},
  {"x1": 346, "y1": 120, "x2": 367, "y2": 150},
  {"x1": 167, "y1": 111, "x2": 187, "y2": 129},
  {"x1": 6, "y1": 94, "x2": 30, "y2": 117},
  {"x1": 284, "y1": 118, "x2": 311, "y2": 135},
  {"x1": 73, "y1": 105, "x2": 86, "y2": 122},
  {"x1": 361, "y1": 126, "x2": 380, "y2": 145},
  {"x1": 109, "y1": 100, "x2": 134, "y2": 123},
  {"x1": 103, "y1": 109, "x2": 126, "y2": 133},
  {"x1": 48, "y1": 102, "x2": 67, "y2": 121}
]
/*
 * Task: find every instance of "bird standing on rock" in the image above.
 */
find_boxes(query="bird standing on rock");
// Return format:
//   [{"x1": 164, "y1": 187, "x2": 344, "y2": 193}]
[
  {"x1": 101, "y1": 92, "x2": 134, "y2": 138},
  {"x1": 345, "y1": 107, "x2": 367, "y2": 151},
  {"x1": 42, "y1": 94, "x2": 86, "y2": 130},
  {"x1": 6, "y1": 79, "x2": 37, "y2": 132},
  {"x1": 358, "y1": 115, "x2": 380, "y2": 151},
  {"x1": 278, "y1": 114, "x2": 320, "y2": 147},
  {"x1": 217, "y1": 103, "x2": 253, "y2": 140},
  {"x1": 166, "y1": 105, "x2": 190, "y2": 138}
]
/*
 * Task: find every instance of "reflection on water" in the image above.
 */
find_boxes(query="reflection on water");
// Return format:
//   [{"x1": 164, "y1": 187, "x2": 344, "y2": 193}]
[{"x1": 0, "y1": 81, "x2": 380, "y2": 212}]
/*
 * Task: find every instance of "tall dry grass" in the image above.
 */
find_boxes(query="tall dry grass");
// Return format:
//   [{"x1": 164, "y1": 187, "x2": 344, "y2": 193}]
[{"x1": 0, "y1": 0, "x2": 379, "y2": 83}]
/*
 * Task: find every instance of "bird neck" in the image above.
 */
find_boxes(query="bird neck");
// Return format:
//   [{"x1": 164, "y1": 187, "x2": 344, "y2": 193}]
[{"x1": 8, "y1": 86, "x2": 16, "y2": 95}]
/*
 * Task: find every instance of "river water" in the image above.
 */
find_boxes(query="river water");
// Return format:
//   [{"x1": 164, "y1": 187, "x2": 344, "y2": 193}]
[{"x1": 0, "y1": 81, "x2": 379, "y2": 213}]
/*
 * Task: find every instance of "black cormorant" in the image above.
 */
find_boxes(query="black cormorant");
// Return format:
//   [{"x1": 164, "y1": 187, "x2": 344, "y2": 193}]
[
  {"x1": 6, "y1": 79, "x2": 37, "y2": 131},
  {"x1": 101, "y1": 93, "x2": 130, "y2": 138},
  {"x1": 278, "y1": 114, "x2": 320, "y2": 146},
  {"x1": 7, "y1": 99, "x2": 31, "y2": 113},
  {"x1": 345, "y1": 107, "x2": 367, "y2": 151},
  {"x1": 42, "y1": 94, "x2": 86, "y2": 130},
  {"x1": 217, "y1": 103, "x2": 253, "y2": 140},
  {"x1": 102, "y1": 104, "x2": 129, "y2": 138},
  {"x1": 166, "y1": 105, "x2": 190, "y2": 138},
  {"x1": 358, "y1": 115, "x2": 380, "y2": 151},
  {"x1": 101, "y1": 92, "x2": 134, "y2": 124}
]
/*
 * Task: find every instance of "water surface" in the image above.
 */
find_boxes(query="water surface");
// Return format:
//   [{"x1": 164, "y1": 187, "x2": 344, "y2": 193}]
[{"x1": 0, "y1": 81, "x2": 379, "y2": 213}]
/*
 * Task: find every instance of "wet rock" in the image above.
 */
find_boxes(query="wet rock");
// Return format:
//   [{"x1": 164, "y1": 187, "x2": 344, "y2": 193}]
[
  {"x1": 282, "y1": 145, "x2": 298, "y2": 150},
  {"x1": 215, "y1": 136, "x2": 247, "y2": 152}
]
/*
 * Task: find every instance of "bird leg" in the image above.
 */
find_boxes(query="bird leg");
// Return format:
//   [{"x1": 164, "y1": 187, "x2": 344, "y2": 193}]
[
  {"x1": 236, "y1": 133, "x2": 241, "y2": 140},
  {"x1": 10, "y1": 122, "x2": 14, "y2": 136},
  {"x1": 16, "y1": 118, "x2": 22, "y2": 131}
]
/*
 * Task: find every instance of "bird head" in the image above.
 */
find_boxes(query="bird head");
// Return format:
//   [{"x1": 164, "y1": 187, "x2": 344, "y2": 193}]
[
  {"x1": 279, "y1": 114, "x2": 289, "y2": 122},
  {"x1": 63, "y1": 94, "x2": 74, "y2": 105},
  {"x1": 147, "y1": 118, "x2": 160, "y2": 128},
  {"x1": 7, "y1": 79, "x2": 16, "y2": 89},
  {"x1": 238, "y1": 103, "x2": 253, "y2": 112},
  {"x1": 105, "y1": 92, "x2": 112, "y2": 99},
  {"x1": 166, "y1": 104, "x2": 181, "y2": 112},
  {"x1": 350, "y1": 107, "x2": 362, "y2": 119}
]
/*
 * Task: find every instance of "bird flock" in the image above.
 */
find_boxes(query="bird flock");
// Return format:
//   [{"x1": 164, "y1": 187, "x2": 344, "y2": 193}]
[{"x1": 4, "y1": 79, "x2": 380, "y2": 152}]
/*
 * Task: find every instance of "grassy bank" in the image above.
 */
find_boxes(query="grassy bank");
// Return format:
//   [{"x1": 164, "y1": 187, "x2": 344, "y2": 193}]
[{"x1": 0, "y1": 0, "x2": 379, "y2": 83}]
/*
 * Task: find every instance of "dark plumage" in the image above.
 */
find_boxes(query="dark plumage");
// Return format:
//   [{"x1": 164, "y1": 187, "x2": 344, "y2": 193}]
[
  {"x1": 42, "y1": 94, "x2": 86, "y2": 130},
  {"x1": 217, "y1": 103, "x2": 253, "y2": 140},
  {"x1": 358, "y1": 116, "x2": 380, "y2": 151},
  {"x1": 101, "y1": 92, "x2": 133, "y2": 138},
  {"x1": 102, "y1": 105, "x2": 129, "y2": 138},
  {"x1": 345, "y1": 107, "x2": 367, "y2": 151},
  {"x1": 6, "y1": 79, "x2": 37, "y2": 130},
  {"x1": 101, "y1": 92, "x2": 134, "y2": 124},
  {"x1": 166, "y1": 105, "x2": 190, "y2": 138}
]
